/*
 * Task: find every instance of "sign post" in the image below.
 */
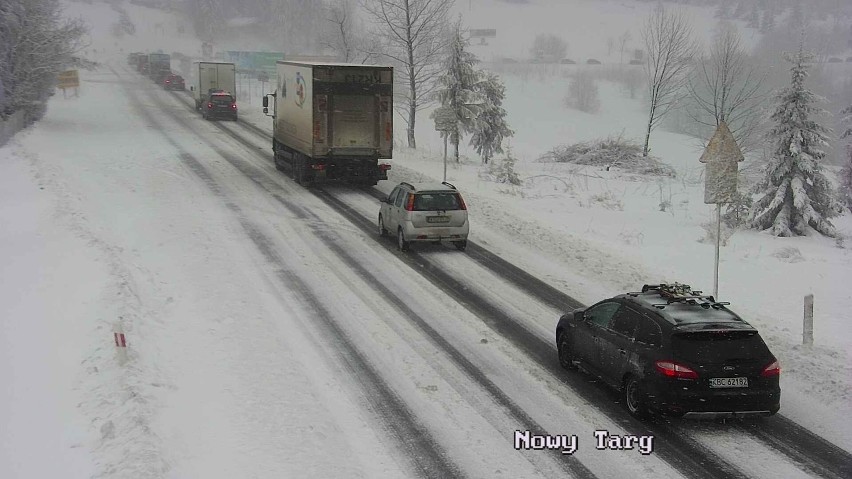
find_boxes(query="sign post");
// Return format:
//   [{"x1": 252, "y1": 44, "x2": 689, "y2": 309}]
[
  {"x1": 699, "y1": 121, "x2": 744, "y2": 299},
  {"x1": 803, "y1": 294, "x2": 814, "y2": 346},
  {"x1": 57, "y1": 70, "x2": 80, "y2": 98},
  {"x1": 433, "y1": 106, "x2": 457, "y2": 182}
]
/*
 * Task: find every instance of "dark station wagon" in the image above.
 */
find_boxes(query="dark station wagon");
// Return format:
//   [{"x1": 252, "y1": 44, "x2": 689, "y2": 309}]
[
  {"x1": 556, "y1": 283, "x2": 781, "y2": 419},
  {"x1": 202, "y1": 91, "x2": 238, "y2": 121}
]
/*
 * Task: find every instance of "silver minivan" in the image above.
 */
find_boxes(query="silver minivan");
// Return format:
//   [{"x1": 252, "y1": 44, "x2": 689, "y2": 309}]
[{"x1": 378, "y1": 182, "x2": 469, "y2": 251}]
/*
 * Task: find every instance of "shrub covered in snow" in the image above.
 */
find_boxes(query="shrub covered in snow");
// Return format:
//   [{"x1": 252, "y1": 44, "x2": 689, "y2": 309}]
[{"x1": 537, "y1": 135, "x2": 676, "y2": 177}]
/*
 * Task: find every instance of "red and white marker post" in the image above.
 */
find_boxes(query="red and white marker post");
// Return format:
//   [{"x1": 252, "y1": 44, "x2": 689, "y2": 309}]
[{"x1": 113, "y1": 321, "x2": 128, "y2": 365}]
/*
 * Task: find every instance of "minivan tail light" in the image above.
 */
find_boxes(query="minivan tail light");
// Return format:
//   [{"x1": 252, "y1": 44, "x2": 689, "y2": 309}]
[
  {"x1": 405, "y1": 193, "x2": 415, "y2": 211},
  {"x1": 761, "y1": 360, "x2": 781, "y2": 377},
  {"x1": 655, "y1": 360, "x2": 698, "y2": 380},
  {"x1": 457, "y1": 194, "x2": 467, "y2": 210},
  {"x1": 231, "y1": 103, "x2": 237, "y2": 110},
  {"x1": 207, "y1": 102, "x2": 213, "y2": 109}
]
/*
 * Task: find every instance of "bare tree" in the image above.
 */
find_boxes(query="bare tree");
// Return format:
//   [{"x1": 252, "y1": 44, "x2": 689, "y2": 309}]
[
  {"x1": 565, "y1": 71, "x2": 600, "y2": 113},
  {"x1": 530, "y1": 33, "x2": 567, "y2": 62},
  {"x1": 319, "y1": 0, "x2": 376, "y2": 63},
  {"x1": 618, "y1": 30, "x2": 631, "y2": 64},
  {"x1": 362, "y1": 0, "x2": 454, "y2": 148},
  {"x1": 641, "y1": 5, "x2": 698, "y2": 157},
  {"x1": 1, "y1": 0, "x2": 87, "y2": 121},
  {"x1": 686, "y1": 24, "x2": 768, "y2": 154}
]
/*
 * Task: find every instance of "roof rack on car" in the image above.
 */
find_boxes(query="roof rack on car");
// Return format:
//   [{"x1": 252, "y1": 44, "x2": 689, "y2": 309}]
[
  {"x1": 634, "y1": 283, "x2": 731, "y2": 309},
  {"x1": 441, "y1": 181, "x2": 457, "y2": 190}
]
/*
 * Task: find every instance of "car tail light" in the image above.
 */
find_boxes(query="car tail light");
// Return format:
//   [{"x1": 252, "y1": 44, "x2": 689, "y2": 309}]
[
  {"x1": 761, "y1": 360, "x2": 781, "y2": 377},
  {"x1": 311, "y1": 164, "x2": 326, "y2": 171},
  {"x1": 165, "y1": 80, "x2": 171, "y2": 83},
  {"x1": 385, "y1": 122, "x2": 392, "y2": 141},
  {"x1": 457, "y1": 194, "x2": 467, "y2": 210},
  {"x1": 207, "y1": 102, "x2": 213, "y2": 109},
  {"x1": 405, "y1": 193, "x2": 415, "y2": 211},
  {"x1": 378, "y1": 164, "x2": 392, "y2": 171},
  {"x1": 655, "y1": 360, "x2": 698, "y2": 380},
  {"x1": 231, "y1": 103, "x2": 237, "y2": 110}
]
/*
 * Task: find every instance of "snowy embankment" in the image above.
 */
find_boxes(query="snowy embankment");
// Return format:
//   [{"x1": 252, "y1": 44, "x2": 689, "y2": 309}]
[{"x1": 370, "y1": 66, "x2": 852, "y2": 448}]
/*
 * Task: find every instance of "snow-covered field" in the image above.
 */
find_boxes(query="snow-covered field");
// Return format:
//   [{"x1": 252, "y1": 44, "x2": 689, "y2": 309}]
[{"x1": 1, "y1": 0, "x2": 851, "y2": 477}]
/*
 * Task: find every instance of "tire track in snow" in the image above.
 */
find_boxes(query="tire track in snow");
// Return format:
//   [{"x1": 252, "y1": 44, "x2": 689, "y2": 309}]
[
  {"x1": 160, "y1": 78, "x2": 592, "y2": 478},
  {"x1": 160, "y1": 79, "x2": 745, "y2": 479},
  {"x1": 113, "y1": 66, "x2": 462, "y2": 479},
  {"x1": 338, "y1": 180, "x2": 852, "y2": 478},
  {"x1": 161, "y1": 71, "x2": 849, "y2": 479}
]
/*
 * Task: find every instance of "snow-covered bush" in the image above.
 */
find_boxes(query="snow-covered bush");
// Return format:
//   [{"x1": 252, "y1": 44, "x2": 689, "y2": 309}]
[
  {"x1": 587, "y1": 191, "x2": 624, "y2": 210},
  {"x1": 722, "y1": 190, "x2": 754, "y2": 228},
  {"x1": 698, "y1": 220, "x2": 734, "y2": 246},
  {"x1": 538, "y1": 135, "x2": 676, "y2": 177},
  {"x1": 564, "y1": 71, "x2": 600, "y2": 113},
  {"x1": 480, "y1": 150, "x2": 522, "y2": 186},
  {"x1": 490, "y1": 151, "x2": 522, "y2": 186}
]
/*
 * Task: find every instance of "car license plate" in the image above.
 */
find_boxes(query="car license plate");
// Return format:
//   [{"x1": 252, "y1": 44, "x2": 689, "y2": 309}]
[
  {"x1": 427, "y1": 216, "x2": 450, "y2": 223},
  {"x1": 709, "y1": 377, "x2": 748, "y2": 388}
]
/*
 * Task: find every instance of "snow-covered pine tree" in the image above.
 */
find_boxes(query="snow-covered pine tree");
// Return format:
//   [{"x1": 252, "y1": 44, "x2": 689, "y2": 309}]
[
  {"x1": 839, "y1": 104, "x2": 852, "y2": 212},
  {"x1": 469, "y1": 71, "x2": 513, "y2": 164},
  {"x1": 433, "y1": 19, "x2": 484, "y2": 163},
  {"x1": 749, "y1": 44, "x2": 841, "y2": 237}
]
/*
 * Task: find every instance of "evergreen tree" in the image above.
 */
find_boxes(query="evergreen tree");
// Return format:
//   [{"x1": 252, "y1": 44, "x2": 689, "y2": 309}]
[
  {"x1": 839, "y1": 104, "x2": 852, "y2": 212},
  {"x1": 433, "y1": 20, "x2": 484, "y2": 163},
  {"x1": 749, "y1": 45, "x2": 841, "y2": 237},
  {"x1": 469, "y1": 72, "x2": 513, "y2": 164}
]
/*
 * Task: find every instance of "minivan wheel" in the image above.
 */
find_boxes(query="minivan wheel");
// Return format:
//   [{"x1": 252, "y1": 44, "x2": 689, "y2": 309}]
[
  {"x1": 378, "y1": 214, "x2": 388, "y2": 237},
  {"x1": 453, "y1": 240, "x2": 467, "y2": 251},
  {"x1": 397, "y1": 228, "x2": 409, "y2": 251},
  {"x1": 557, "y1": 332, "x2": 576, "y2": 370},
  {"x1": 624, "y1": 376, "x2": 650, "y2": 419}
]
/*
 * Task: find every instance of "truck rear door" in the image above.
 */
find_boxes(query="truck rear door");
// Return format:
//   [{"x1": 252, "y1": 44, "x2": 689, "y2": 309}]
[{"x1": 331, "y1": 95, "x2": 377, "y2": 149}]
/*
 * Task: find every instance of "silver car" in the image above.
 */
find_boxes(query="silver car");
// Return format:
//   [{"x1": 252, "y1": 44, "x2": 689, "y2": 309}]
[{"x1": 378, "y1": 182, "x2": 469, "y2": 251}]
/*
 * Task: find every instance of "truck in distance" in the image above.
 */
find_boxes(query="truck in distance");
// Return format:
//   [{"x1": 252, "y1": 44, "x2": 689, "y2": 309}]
[
  {"x1": 190, "y1": 62, "x2": 236, "y2": 111},
  {"x1": 262, "y1": 61, "x2": 393, "y2": 186},
  {"x1": 148, "y1": 53, "x2": 171, "y2": 83}
]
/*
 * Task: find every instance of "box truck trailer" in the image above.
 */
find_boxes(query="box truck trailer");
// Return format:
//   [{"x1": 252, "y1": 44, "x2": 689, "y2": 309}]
[
  {"x1": 191, "y1": 62, "x2": 236, "y2": 110},
  {"x1": 263, "y1": 61, "x2": 392, "y2": 186}
]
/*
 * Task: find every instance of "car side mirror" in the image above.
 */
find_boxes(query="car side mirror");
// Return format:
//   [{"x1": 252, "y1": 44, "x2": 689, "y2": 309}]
[
  {"x1": 190, "y1": 86, "x2": 194, "y2": 91},
  {"x1": 379, "y1": 198, "x2": 387, "y2": 204}
]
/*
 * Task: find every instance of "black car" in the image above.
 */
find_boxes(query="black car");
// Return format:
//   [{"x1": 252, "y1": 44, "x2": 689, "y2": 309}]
[
  {"x1": 202, "y1": 92, "x2": 238, "y2": 121},
  {"x1": 556, "y1": 283, "x2": 780, "y2": 419}
]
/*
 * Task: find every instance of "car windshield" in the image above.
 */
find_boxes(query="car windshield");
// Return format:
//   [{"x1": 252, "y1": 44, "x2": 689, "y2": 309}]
[
  {"x1": 672, "y1": 331, "x2": 772, "y2": 363},
  {"x1": 413, "y1": 192, "x2": 461, "y2": 211},
  {"x1": 210, "y1": 95, "x2": 233, "y2": 104}
]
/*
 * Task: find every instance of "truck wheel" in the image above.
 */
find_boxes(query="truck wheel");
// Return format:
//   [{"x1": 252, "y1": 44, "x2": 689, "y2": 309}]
[{"x1": 453, "y1": 240, "x2": 467, "y2": 251}]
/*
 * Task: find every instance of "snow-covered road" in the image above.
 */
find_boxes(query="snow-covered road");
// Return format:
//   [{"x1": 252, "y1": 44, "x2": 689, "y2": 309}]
[{"x1": 5, "y1": 59, "x2": 851, "y2": 478}]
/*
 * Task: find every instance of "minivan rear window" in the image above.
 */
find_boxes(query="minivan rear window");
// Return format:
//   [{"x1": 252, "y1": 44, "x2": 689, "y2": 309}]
[
  {"x1": 672, "y1": 331, "x2": 771, "y2": 363},
  {"x1": 413, "y1": 193, "x2": 462, "y2": 211}
]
